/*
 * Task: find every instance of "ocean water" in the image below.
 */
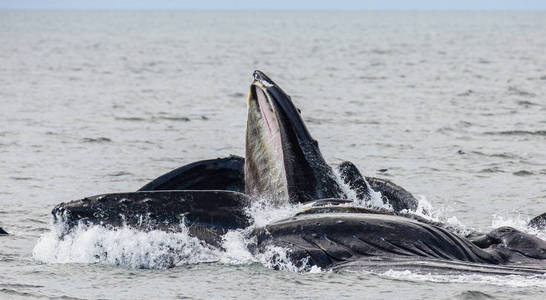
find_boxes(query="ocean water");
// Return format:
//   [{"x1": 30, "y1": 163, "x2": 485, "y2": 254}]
[{"x1": 1, "y1": 11, "x2": 545, "y2": 299}]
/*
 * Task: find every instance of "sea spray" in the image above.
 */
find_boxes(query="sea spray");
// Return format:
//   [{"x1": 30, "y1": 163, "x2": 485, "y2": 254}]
[
  {"x1": 33, "y1": 196, "x2": 313, "y2": 272},
  {"x1": 492, "y1": 213, "x2": 546, "y2": 240},
  {"x1": 332, "y1": 167, "x2": 390, "y2": 209},
  {"x1": 33, "y1": 222, "x2": 219, "y2": 269}
]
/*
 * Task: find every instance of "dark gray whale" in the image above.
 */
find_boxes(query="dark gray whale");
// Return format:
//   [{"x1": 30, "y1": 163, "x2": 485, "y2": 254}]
[
  {"x1": 52, "y1": 71, "x2": 546, "y2": 273},
  {"x1": 251, "y1": 212, "x2": 546, "y2": 274}
]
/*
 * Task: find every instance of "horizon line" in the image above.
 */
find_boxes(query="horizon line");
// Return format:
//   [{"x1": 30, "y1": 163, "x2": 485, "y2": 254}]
[{"x1": 1, "y1": 8, "x2": 546, "y2": 12}]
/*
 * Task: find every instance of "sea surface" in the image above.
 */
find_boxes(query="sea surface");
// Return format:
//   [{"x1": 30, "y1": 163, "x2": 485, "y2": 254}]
[{"x1": 0, "y1": 11, "x2": 545, "y2": 299}]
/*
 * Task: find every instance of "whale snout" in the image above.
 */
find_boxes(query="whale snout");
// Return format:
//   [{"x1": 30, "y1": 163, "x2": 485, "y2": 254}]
[{"x1": 253, "y1": 70, "x2": 275, "y2": 87}]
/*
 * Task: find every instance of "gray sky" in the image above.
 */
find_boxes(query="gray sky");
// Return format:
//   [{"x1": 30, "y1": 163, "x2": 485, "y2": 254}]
[{"x1": 2, "y1": 0, "x2": 546, "y2": 10}]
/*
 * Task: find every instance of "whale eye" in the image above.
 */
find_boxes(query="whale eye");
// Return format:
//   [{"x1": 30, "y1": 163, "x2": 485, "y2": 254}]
[{"x1": 297, "y1": 108, "x2": 302, "y2": 115}]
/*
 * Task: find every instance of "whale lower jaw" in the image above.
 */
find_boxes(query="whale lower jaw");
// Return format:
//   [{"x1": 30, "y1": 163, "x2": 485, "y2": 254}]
[{"x1": 52, "y1": 190, "x2": 252, "y2": 247}]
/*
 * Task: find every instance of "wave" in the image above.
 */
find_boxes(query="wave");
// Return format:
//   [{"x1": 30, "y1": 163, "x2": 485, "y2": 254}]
[
  {"x1": 379, "y1": 270, "x2": 546, "y2": 288},
  {"x1": 81, "y1": 137, "x2": 112, "y2": 143},
  {"x1": 484, "y1": 130, "x2": 546, "y2": 136}
]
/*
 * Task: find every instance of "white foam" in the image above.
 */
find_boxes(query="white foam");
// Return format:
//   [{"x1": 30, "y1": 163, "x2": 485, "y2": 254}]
[
  {"x1": 245, "y1": 195, "x2": 303, "y2": 228},
  {"x1": 254, "y1": 245, "x2": 322, "y2": 272},
  {"x1": 33, "y1": 222, "x2": 219, "y2": 269},
  {"x1": 380, "y1": 269, "x2": 546, "y2": 288},
  {"x1": 218, "y1": 230, "x2": 254, "y2": 264}
]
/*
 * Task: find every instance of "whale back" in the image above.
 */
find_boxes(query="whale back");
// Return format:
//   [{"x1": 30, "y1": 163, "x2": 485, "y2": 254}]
[{"x1": 139, "y1": 156, "x2": 244, "y2": 192}]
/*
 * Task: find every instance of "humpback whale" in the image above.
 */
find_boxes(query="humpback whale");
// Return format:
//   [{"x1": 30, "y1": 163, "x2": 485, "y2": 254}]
[{"x1": 52, "y1": 71, "x2": 546, "y2": 273}]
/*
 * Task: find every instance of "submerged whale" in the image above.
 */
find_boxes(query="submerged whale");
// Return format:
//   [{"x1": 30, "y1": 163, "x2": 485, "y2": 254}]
[{"x1": 53, "y1": 71, "x2": 546, "y2": 273}]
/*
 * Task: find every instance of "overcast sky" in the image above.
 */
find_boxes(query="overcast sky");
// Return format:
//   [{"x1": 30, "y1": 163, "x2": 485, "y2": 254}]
[{"x1": 2, "y1": 0, "x2": 546, "y2": 10}]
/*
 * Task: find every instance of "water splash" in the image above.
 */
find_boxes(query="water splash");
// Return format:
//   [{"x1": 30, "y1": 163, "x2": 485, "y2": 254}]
[
  {"x1": 332, "y1": 167, "x2": 392, "y2": 210},
  {"x1": 244, "y1": 195, "x2": 303, "y2": 228},
  {"x1": 33, "y1": 222, "x2": 219, "y2": 269},
  {"x1": 331, "y1": 167, "x2": 474, "y2": 236},
  {"x1": 32, "y1": 196, "x2": 314, "y2": 272},
  {"x1": 491, "y1": 213, "x2": 546, "y2": 240},
  {"x1": 405, "y1": 195, "x2": 474, "y2": 236}
]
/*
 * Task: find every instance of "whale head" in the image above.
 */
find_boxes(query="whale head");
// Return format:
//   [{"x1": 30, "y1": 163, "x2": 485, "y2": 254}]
[{"x1": 245, "y1": 71, "x2": 346, "y2": 205}]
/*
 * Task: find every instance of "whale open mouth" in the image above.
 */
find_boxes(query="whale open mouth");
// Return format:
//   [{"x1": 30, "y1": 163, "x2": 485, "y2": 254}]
[
  {"x1": 254, "y1": 86, "x2": 284, "y2": 166},
  {"x1": 245, "y1": 77, "x2": 289, "y2": 204},
  {"x1": 244, "y1": 71, "x2": 345, "y2": 205}
]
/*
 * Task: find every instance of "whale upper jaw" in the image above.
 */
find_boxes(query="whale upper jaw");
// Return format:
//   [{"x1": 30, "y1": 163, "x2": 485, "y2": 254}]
[{"x1": 245, "y1": 70, "x2": 346, "y2": 205}]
